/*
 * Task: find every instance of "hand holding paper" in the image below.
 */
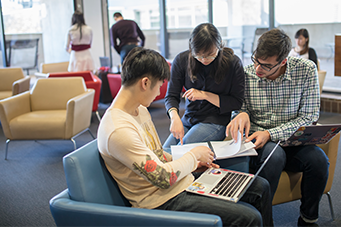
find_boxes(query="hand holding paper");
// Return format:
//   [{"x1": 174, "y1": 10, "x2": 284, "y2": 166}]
[{"x1": 171, "y1": 131, "x2": 257, "y2": 161}]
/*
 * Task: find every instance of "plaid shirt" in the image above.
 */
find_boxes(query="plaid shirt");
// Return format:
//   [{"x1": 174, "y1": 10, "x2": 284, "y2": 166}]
[{"x1": 242, "y1": 57, "x2": 320, "y2": 142}]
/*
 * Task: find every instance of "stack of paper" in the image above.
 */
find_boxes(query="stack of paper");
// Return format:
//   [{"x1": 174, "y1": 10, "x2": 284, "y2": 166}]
[{"x1": 171, "y1": 131, "x2": 257, "y2": 161}]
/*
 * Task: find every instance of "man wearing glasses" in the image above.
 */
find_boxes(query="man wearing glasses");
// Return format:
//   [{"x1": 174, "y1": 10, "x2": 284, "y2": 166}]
[{"x1": 227, "y1": 28, "x2": 327, "y2": 226}]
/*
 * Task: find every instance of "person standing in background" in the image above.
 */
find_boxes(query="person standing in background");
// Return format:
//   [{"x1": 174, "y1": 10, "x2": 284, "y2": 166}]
[
  {"x1": 110, "y1": 12, "x2": 145, "y2": 64},
  {"x1": 289, "y1": 28, "x2": 318, "y2": 69},
  {"x1": 65, "y1": 11, "x2": 95, "y2": 72}
]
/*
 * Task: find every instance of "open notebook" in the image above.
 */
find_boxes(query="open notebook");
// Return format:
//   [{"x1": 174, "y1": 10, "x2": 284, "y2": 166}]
[
  {"x1": 280, "y1": 124, "x2": 341, "y2": 147},
  {"x1": 171, "y1": 131, "x2": 257, "y2": 160},
  {"x1": 186, "y1": 141, "x2": 280, "y2": 203}
]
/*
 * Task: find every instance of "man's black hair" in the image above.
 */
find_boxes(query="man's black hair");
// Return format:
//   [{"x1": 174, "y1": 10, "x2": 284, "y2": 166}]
[
  {"x1": 255, "y1": 28, "x2": 292, "y2": 62},
  {"x1": 121, "y1": 47, "x2": 170, "y2": 87}
]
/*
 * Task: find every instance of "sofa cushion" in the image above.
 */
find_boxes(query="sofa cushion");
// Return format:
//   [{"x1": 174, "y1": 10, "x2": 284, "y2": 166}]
[
  {"x1": 10, "y1": 110, "x2": 67, "y2": 139},
  {"x1": 0, "y1": 91, "x2": 12, "y2": 100}
]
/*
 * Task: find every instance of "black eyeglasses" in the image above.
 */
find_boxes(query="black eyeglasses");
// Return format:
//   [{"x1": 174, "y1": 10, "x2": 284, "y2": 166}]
[
  {"x1": 251, "y1": 56, "x2": 281, "y2": 72},
  {"x1": 193, "y1": 49, "x2": 220, "y2": 60}
]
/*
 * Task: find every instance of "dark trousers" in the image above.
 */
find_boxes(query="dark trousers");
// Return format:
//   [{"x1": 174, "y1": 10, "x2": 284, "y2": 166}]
[
  {"x1": 120, "y1": 44, "x2": 138, "y2": 64},
  {"x1": 155, "y1": 176, "x2": 273, "y2": 227},
  {"x1": 250, "y1": 142, "x2": 329, "y2": 221}
]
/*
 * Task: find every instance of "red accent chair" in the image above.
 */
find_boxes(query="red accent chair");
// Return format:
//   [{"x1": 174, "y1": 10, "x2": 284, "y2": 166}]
[
  {"x1": 48, "y1": 71, "x2": 102, "y2": 121},
  {"x1": 107, "y1": 60, "x2": 172, "y2": 101},
  {"x1": 107, "y1": 74, "x2": 168, "y2": 102},
  {"x1": 106, "y1": 74, "x2": 121, "y2": 99}
]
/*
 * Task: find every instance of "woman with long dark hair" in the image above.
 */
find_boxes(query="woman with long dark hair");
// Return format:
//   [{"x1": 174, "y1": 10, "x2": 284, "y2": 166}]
[
  {"x1": 164, "y1": 23, "x2": 245, "y2": 167},
  {"x1": 65, "y1": 11, "x2": 95, "y2": 72},
  {"x1": 289, "y1": 28, "x2": 318, "y2": 69}
]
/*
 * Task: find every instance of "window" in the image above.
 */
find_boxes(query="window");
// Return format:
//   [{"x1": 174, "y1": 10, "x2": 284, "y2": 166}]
[
  {"x1": 0, "y1": 0, "x2": 73, "y2": 74},
  {"x1": 213, "y1": 0, "x2": 269, "y2": 64},
  {"x1": 107, "y1": 0, "x2": 160, "y2": 68},
  {"x1": 275, "y1": 0, "x2": 341, "y2": 92}
]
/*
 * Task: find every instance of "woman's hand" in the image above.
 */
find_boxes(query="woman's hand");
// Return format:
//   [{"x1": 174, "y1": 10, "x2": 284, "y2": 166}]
[
  {"x1": 183, "y1": 88, "x2": 220, "y2": 107},
  {"x1": 169, "y1": 116, "x2": 185, "y2": 145},
  {"x1": 182, "y1": 88, "x2": 206, "y2": 101}
]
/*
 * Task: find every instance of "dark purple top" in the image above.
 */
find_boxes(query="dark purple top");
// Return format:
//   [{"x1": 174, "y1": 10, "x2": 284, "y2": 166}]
[{"x1": 110, "y1": 19, "x2": 145, "y2": 53}]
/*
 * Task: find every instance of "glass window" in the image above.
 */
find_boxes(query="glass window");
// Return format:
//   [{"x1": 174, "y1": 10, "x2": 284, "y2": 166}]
[
  {"x1": 107, "y1": 0, "x2": 160, "y2": 70},
  {"x1": 166, "y1": 0, "x2": 208, "y2": 60},
  {"x1": 213, "y1": 0, "x2": 269, "y2": 65},
  {"x1": 1, "y1": 0, "x2": 73, "y2": 75},
  {"x1": 275, "y1": 0, "x2": 341, "y2": 92}
]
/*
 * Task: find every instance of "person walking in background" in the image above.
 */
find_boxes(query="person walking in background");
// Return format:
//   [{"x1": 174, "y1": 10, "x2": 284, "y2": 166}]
[
  {"x1": 289, "y1": 28, "x2": 318, "y2": 69},
  {"x1": 163, "y1": 23, "x2": 245, "y2": 157},
  {"x1": 110, "y1": 12, "x2": 145, "y2": 64},
  {"x1": 65, "y1": 11, "x2": 95, "y2": 72}
]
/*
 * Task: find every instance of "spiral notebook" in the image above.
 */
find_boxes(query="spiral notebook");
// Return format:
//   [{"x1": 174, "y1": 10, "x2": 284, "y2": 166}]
[{"x1": 186, "y1": 141, "x2": 280, "y2": 203}]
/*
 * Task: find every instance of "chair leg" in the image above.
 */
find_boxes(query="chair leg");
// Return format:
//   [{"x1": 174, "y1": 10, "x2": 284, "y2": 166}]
[
  {"x1": 95, "y1": 111, "x2": 101, "y2": 122},
  {"x1": 70, "y1": 128, "x2": 95, "y2": 150},
  {"x1": 325, "y1": 192, "x2": 335, "y2": 221},
  {"x1": 71, "y1": 138, "x2": 77, "y2": 150},
  {"x1": 5, "y1": 139, "x2": 10, "y2": 160}
]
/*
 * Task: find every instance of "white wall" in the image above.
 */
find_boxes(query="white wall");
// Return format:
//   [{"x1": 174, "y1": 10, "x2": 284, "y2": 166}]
[
  {"x1": 40, "y1": 0, "x2": 73, "y2": 63},
  {"x1": 83, "y1": 0, "x2": 105, "y2": 70}
]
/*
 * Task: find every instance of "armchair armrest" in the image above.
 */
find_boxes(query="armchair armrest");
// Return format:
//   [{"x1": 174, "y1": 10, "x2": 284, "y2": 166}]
[
  {"x1": 0, "y1": 91, "x2": 31, "y2": 139},
  {"x1": 65, "y1": 89, "x2": 95, "y2": 138},
  {"x1": 50, "y1": 190, "x2": 222, "y2": 227},
  {"x1": 34, "y1": 72, "x2": 48, "y2": 79},
  {"x1": 12, "y1": 76, "x2": 30, "y2": 95}
]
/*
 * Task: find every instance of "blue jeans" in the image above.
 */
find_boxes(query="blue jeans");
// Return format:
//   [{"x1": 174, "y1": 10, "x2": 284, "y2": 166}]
[
  {"x1": 155, "y1": 175, "x2": 273, "y2": 226},
  {"x1": 250, "y1": 141, "x2": 329, "y2": 221},
  {"x1": 163, "y1": 122, "x2": 249, "y2": 172},
  {"x1": 120, "y1": 44, "x2": 138, "y2": 64}
]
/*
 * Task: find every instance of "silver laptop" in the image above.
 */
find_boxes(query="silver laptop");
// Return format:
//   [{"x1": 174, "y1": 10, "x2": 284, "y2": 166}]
[{"x1": 186, "y1": 141, "x2": 280, "y2": 203}]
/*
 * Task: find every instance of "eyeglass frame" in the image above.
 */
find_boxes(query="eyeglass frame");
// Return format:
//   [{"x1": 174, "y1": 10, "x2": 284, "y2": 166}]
[
  {"x1": 251, "y1": 55, "x2": 282, "y2": 72},
  {"x1": 192, "y1": 49, "x2": 220, "y2": 60}
]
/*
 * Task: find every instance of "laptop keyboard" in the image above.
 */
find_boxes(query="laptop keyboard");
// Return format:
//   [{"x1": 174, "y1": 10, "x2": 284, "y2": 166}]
[{"x1": 209, "y1": 171, "x2": 251, "y2": 198}]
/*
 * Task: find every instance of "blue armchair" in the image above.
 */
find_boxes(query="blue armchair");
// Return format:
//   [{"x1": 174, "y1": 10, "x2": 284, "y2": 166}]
[{"x1": 49, "y1": 139, "x2": 222, "y2": 226}]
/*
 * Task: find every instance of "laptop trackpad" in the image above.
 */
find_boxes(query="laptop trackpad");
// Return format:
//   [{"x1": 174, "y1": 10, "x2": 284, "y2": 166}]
[{"x1": 199, "y1": 174, "x2": 220, "y2": 185}]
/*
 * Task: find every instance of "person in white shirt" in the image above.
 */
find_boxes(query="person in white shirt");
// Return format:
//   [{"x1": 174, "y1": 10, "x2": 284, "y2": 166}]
[
  {"x1": 288, "y1": 28, "x2": 318, "y2": 69},
  {"x1": 65, "y1": 11, "x2": 95, "y2": 72}
]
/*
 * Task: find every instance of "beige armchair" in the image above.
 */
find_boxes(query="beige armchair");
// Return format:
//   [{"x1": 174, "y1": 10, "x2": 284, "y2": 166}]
[
  {"x1": 0, "y1": 77, "x2": 95, "y2": 159},
  {"x1": 34, "y1": 61, "x2": 69, "y2": 78},
  {"x1": 0, "y1": 67, "x2": 30, "y2": 100},
  {"x1": 273, "y1": 132, "x2": 340, "y2": 220},
  {"x1": 317, "y1": 59, "x2": 326, "y2": 94}
]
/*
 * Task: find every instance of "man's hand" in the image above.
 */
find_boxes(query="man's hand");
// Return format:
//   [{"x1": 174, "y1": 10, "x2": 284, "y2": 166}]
[
  {"x1": 226, "y1": 112, "x2": 250, "y2": 143},
  {"x1": 195, "y1": 161, "x2": 220, "y2": 172},
  {"x1": 245, "y1": 131, "x2": 271, "y2": 149}
]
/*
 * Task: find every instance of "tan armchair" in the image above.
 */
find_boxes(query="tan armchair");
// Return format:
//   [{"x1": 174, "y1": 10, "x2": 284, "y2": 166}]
[
  {"x1": 0, "y1": 77, "x2": 95, "y2": 160},
  {"x1": 273, "y1": 132, "x2": 340, "y2": 220},
  {"x1": 0, "y1": 67, "x2": 30, "y2": 100},
  {"x1": 34, "y1": 61, "x2": 69, "y2": 78},
  {"x1": 317, "y1": 59, "x2": 326, "y2": 94}
]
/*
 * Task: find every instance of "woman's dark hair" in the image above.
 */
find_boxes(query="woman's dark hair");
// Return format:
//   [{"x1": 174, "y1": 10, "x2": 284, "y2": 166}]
[
  {"x1": 255, "y1": 28, "x2": 292, "y2": 63},
  {"x1": 71, "y1": 11, "x2": 86, "y2": 40},
  {"x1": 188, "y1": 23, "x2": 234, "y2": 84},
  {"x1": 295, "y1": 28, "x2": 309, "y2": 55},
  {"x1": 121, "y1": 47, "x2": 170, "y2": 87}
]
